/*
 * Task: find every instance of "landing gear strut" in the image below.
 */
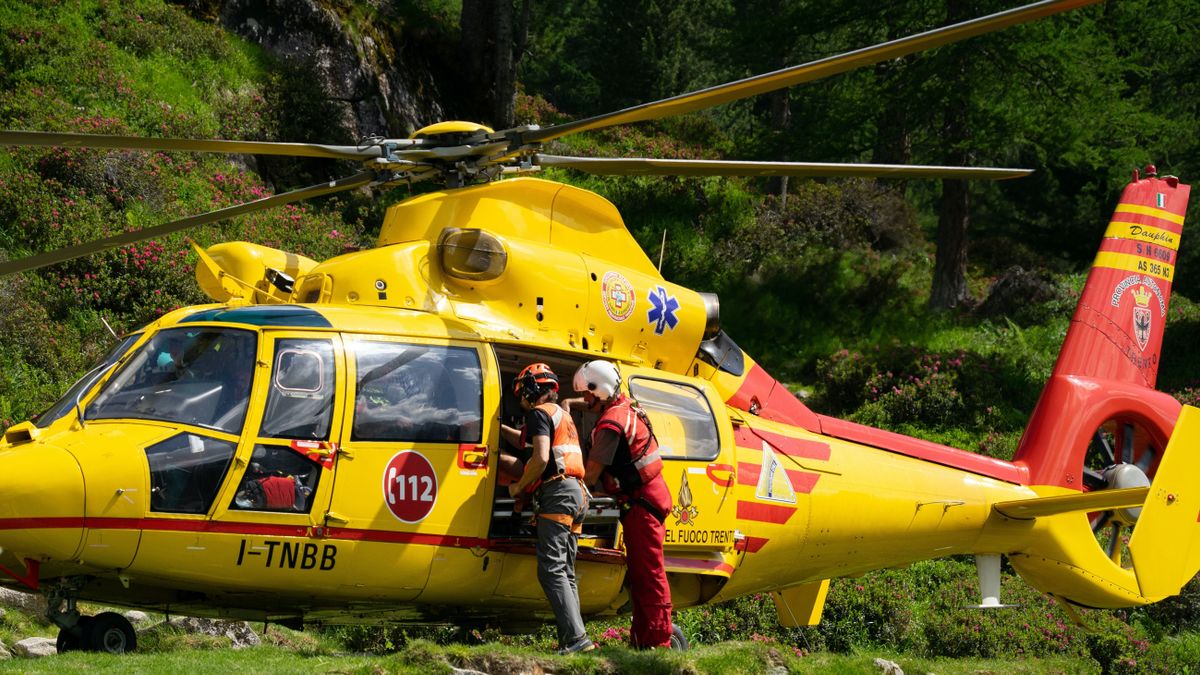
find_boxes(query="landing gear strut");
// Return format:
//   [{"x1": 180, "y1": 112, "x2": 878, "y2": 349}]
[{"x1": 46, "y1": 582, "x2": 137, "y2": 654}]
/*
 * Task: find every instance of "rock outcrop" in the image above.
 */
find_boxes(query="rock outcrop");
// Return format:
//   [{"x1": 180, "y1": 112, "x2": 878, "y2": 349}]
[{"x1": 211, "y1": 0, "x2": 444, "y2": 140}]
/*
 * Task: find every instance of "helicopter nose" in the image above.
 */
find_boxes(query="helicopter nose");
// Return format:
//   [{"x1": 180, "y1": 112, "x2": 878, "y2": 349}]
[{"x1": 0, "y1": 444, "x2": 85, "y2": 563}]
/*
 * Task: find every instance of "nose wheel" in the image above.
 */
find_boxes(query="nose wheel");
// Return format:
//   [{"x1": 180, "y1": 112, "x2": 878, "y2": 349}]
[
  {"x1": 47, "y1": 583, "x2": 138, "y2": 654},
  {"x1": 1084, "y1": 418, "x2": 1160, "y2": 568},
  {"x1": 55, "y1": 612, "x2": 137, "y2": 654}
]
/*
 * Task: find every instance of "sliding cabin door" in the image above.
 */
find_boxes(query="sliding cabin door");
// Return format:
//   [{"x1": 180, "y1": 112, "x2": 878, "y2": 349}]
[{"x1": 326, "y1": 335, "x2": 495, "y2": 603}]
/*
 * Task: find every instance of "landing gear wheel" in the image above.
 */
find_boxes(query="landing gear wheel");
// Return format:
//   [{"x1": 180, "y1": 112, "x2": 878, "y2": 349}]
[
  {"x1": 669, "y1": 623, "x2": 689, "y2": 651},
  {"x1": 55, "y1": 627, "x2": 79, "y2": 653},
  {"x1": 84, "y1": 612, "x2": 137, "y2": 654},
  {"x1": 55, "y1": 616, "x2": 91, "y2": 654},
  {"x1": 1084, "y1": 417, "x2": 1162, "y2": 567}
]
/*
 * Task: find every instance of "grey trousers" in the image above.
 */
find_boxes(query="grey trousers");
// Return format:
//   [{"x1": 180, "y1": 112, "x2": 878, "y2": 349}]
[{"x1": 535, "y1": 478, "x2": 588, "y2": 649}]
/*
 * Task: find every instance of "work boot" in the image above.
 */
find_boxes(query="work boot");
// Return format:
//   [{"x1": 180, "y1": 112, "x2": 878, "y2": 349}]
[{"x1": 556, "y1": 638, "x2": 596, "y2": 655}]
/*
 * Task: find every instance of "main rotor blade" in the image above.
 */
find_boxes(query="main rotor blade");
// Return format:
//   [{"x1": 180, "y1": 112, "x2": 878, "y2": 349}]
[
  {"x1": 0, "y1": 130, "x2": 407, "y2": 161},
  {"x1": 0, "y1": 171, "x2": 377, "y2": 277},
  {"x1": 523, "y1": 0, "x2": 1099, "y2": 144},
  {"x1": 538, "y1": 155, "x2": 1032, "y2": 180}
]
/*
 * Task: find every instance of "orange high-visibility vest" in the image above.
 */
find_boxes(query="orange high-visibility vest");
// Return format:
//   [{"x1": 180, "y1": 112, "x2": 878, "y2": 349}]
[
  {"x1": 520, "y1": 403, "x2": 585, "y2": 487},
  {"x1": 594, "y1": 394, "x2": 662, "y2": 490}
]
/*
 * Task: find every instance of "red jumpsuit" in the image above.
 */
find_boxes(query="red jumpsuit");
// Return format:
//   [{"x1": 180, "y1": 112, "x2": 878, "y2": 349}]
[{"x1": 590, "y1": 394, "x2": 673, "y2": 648}]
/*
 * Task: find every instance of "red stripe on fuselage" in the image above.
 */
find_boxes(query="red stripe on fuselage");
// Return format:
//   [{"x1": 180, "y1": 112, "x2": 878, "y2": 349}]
[
  {"x1": 664, "y1": 556, "x2": 734, "y2": 575},
  {"x1": 0, "y1": 517, "x2": 494, "y2": 551},
  {"x1": 726, "y1": 364, "x2": 821, "y2": 431},
  {"x1": 736, "y1": 462, "x2": 820, "y2": 494},
  {"x1": 735, "y1": 501, "x2": 796, "y2": 524},
  {"x1": 734, "y1": 426, "x2": 831, "y2": 461},
  {"x1": 740, "y1": 536, "x2": 770, "y2": 553}
]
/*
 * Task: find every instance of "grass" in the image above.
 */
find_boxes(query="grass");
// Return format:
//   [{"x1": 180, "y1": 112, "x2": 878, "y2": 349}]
[{"x1": 0, "y1": 640, "x2": 1111, "y2": 674}]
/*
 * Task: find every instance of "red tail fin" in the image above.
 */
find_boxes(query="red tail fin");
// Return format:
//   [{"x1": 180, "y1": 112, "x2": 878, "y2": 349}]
[
  {"x1": 1054, "y1": 168, "x2": 1189, "y2": 387},
  {"x1": 1014, "y1": 168, "x2": 1190, "y2": 487}
]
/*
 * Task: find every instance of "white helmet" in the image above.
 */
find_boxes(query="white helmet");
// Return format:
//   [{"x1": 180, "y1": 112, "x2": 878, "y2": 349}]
[{"x1": 574, "y1": 360, "x2": 621, "y2": 400}]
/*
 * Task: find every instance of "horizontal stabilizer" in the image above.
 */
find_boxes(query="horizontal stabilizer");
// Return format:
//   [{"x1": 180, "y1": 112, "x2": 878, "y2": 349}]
[
  {"x1": 994, "y1": 487, "x2": 1149, "y2": 520},
  {"x1": 1129, "y1": 405, "x2": 1200, "y2": 599}
]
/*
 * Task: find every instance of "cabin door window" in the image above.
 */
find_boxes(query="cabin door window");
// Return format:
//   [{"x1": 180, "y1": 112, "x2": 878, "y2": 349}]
[
  {"x1": 208, "y1": 332, "x2": 344, "y2": 527},
  {"x1": 227, "y1": 337, "x2": 338, "y2": 515},
  {"x1": 622, "y1": 368, "x2": 738, "y2": 552}
]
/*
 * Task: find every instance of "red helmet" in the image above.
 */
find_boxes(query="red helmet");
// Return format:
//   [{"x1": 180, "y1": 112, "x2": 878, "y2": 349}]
[{"x1": 515, "y1": 363, "x2": 558, "y2": 402}]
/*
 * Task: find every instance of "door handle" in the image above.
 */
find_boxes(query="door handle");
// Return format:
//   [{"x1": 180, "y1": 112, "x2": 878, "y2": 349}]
[
  {"x1": 458, "y1": 444, "x2": 489, "y2": 470},
  {"x1": 706, "y1": 463, "x2": 736, "y2": 487}
]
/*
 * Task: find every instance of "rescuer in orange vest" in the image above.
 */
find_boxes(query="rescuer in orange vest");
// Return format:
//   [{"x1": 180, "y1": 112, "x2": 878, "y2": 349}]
[
  {"x1": 500, "y1": 363, "x2": 595, "y2": 655},
  {"x1": 573, "y1": 359, "x2": 674, "y2": 649}
]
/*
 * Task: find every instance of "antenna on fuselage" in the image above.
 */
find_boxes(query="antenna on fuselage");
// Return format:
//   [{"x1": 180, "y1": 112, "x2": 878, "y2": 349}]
[{"x1": 101, "y1": 316, "x2": 119, "y2": 341}]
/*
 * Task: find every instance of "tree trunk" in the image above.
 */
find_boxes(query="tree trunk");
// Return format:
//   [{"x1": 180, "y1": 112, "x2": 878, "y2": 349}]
[
  {"x1": 930, "y1": 176, "x2": 971, "y2": 309},
  {"x1": 870, "y1": 60, "x2": 912, "y2": 167},
  {"x1": 459, "y1": 0, "x2": 522, "y2": 128},
  {"x1": 766, "y1": 84, "x2": 791, "y2": 203},
  {"x1": 490, "y1": 0, "x2": 515, "y2": 128},
  {"x1": 766, "y1": 4, "x2": 791, "y2": 202},
  {"x1": 929, "y1": 0, "x2": 972, "y2": 311}
]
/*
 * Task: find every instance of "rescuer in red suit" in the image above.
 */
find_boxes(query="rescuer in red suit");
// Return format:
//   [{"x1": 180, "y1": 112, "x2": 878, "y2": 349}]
[{"x1": 573, "y1": 359, "x2": 673, "y2": 649}]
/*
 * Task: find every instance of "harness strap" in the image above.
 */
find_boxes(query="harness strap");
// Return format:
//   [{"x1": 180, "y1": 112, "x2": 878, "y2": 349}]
[
  {"x1": 620, "y1": 495, "x2": 667, "y2": 524},
  {"x1": 538, "y1": 512, "x2": 584, "y2": 534}
]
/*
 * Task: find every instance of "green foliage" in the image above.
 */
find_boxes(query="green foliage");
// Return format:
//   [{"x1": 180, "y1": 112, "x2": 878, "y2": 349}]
[
  {"x1": 812, "y1": 333, "x2": 1055, "y2": 456},
  {"x1": 0, "y1": 0, "x2": 365, "y2": 425},
  {"x1": 819, "y1": 575, "x2": 918, "y2": 653},
  {"x1": 1132, "y1": 576, "x2": 1200, "y2": 638},
  {"x1": 521, "y1": 0, "x2": 736, "y2": 116}
]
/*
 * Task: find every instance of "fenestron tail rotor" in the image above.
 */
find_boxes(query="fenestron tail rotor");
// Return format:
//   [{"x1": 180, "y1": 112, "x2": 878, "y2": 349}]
[{"x1": 0, "y1": 0, "x2": 1102, "y2": 277}]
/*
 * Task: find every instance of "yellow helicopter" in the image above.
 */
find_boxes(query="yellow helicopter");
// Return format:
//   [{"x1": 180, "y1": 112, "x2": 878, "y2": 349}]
[{"x1": 2, "y1": 0, "x2": 1198, "y2": 656}]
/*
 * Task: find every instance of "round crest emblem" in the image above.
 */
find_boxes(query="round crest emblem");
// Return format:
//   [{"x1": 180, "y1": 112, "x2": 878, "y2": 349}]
[{"x1": 601, "y1": 271, "x2": 635, "y2": 322}]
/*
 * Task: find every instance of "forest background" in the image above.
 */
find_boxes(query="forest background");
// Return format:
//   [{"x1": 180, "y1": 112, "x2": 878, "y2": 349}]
[{"x1": 1, "y1": 0, "x2": 1200, "y2": 672}]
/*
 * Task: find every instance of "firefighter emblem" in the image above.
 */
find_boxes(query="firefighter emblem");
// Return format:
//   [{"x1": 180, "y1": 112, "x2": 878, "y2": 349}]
[{"x1": 671, "y1": 469, "x2": 699, "y2": 526}]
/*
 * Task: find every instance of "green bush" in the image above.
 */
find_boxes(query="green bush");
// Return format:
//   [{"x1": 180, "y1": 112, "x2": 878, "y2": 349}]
[
  {"x1": 1133, "y1": 576, "x2": 1200, "y2": 637},
  {"x1": 819, "y1": 575, "x2": 918, "y2": 653}
]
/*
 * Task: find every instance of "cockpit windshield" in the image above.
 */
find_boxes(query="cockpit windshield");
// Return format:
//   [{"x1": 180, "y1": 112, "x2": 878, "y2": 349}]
[
  {"x1": 86, "y1": 327, "x2": 257, "y2": 434},
  {"x1": 34, "y1": 332, "x2": 142, "y2": 429}
]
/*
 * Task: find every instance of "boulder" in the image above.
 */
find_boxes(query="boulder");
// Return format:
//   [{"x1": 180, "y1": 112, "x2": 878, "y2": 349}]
[
  {"x1": 0, "y1": 588, "x2": 46, "y2": 616},
  {"x1": 977, "y1": 265, "x2": 1060, "y2": 325},
  {"x1": 13, "y1": 637, "x2": 56, "y2": 658},
  {"x1": 124, "y1": 610, "x2": 151, "y2": 625},
  {"x1": 0, "y1": 639, "x2": 11, "y2": 659},
  {"x1": 873, "y1": 657, "x2": 904, "y2": 675},
  {"x1": 170, "y1": 617, "x2": 261, "y2": 649}
]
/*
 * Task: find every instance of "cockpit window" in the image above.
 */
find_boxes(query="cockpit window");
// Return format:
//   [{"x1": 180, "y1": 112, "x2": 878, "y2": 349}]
[
  {"x1": 86, "y1": 327, "x2": 257, "y2": 434},
  {"x1": 259, "y1": 339, "x2": 335, "y2": 440},
  {"x1": 35, "y1": 333, "x2": 141, "y2": 429},
  {"x1": 351, "y1": 341, "x2": 482, "y2": 443},
  {"x1": 145, "y1": 433, "x2": 236, "y2": 514}
]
